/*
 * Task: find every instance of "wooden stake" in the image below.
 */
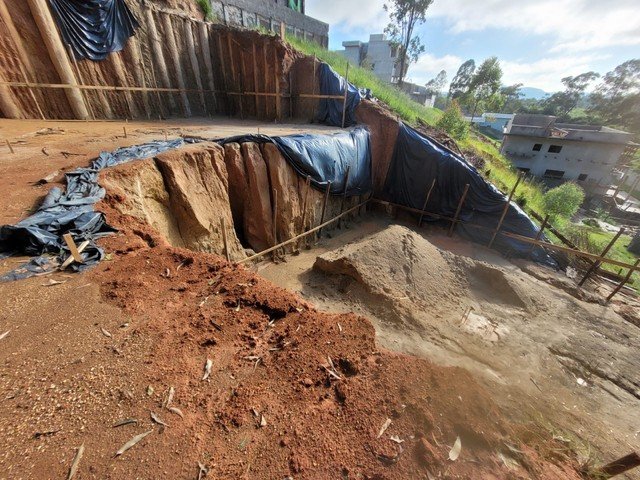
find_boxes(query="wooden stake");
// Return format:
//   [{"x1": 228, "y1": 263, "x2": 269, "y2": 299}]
[
  {"x1": 123, "y1": 126, "x2": 127, "y2": 138},
  {"x1": 527, "y1": 214, "x2": 549, "y2": 260},
  {"x1": 607, "y1": 258, "x2": 639, "y2": 302},
  {"x1": 272, "y1": 189, "x2": 278, "y2": 261},
  {"x1": 297, "y1": 175, "x2": 311, "y2": 249},
  {"x1": 279, "y1": 21, "x2": 286, "y2": 39},
  {"x1": 5, "y1": 139, "x2": 14, "y2": 154},
  {"x1": 417, "y1": 178, "x2": 437, "y2": 227},
  {"x1": 289, "y1": 70, "x2": 293, "y2": 119},
  {"x1": 594, "y1": 451, "x2": 640, "y2": 479},
  {"x1": 317, "y1": 181, "x2": 332, "y2": 239},
  {"x1": 274, "y1": 48, "x2": 281, "y2": 121},
  {"x1": 60, "y1": 240, "x2": 89, "y2": 269},
  {"x1": 448, "y1": 184, "x2": 470, "y2": 237},
  {"x1": 220, "y1": 217, "x2": 230, "y2": 262},
  {"x1": 312, "y1": 54, "x2": 317, "y2": 96},
  {"x1": 488, "y1": 173, "x2": 522, "y2": 248},
  {"x1": 578, "y1": 227, "x2": 626, "y2": 286},
  {"x1": 341, "y1": 63, "x2": 350, "y2": 128},
  {"x1": 338, "y1": 166, "x2": 351, "y2": 228},
  {"x1": 62, "y1": 233, "x2": 84, "y2": 263}
]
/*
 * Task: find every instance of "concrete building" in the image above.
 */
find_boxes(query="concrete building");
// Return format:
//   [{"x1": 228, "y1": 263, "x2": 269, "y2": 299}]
[
  {"x1": 465, "y1": 113, "x2": 514, "y2": 138},
  {"x1": 338, "y1": 34, "x2": 404, "y2": 83},
  {"x1": 209, "y1": 0, "x2": 328, "y2": 47},
  {"x1": 501, "y1": 114, "x2": 635, "y2": 192},
  {"x1": 398, "y1": 82, "x2": 436, "y2": 107}
]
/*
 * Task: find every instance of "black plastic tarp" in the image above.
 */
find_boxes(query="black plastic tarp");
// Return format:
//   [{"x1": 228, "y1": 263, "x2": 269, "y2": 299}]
[
  {"x1": 49, "y1": 0, "x2": 139, "y2": 61},
  {"x1": 384, "y1": 123, "x2": 557, "y2": 266},
  {"x1": 0, "y1": 140, "x2": 183, "y2": 282},
  {"x1": 316, "y1": 63, "x2": 370, "y2": 128},
  {"x1": 215, "y1": 127, "x2": 372, "y2": 196}
]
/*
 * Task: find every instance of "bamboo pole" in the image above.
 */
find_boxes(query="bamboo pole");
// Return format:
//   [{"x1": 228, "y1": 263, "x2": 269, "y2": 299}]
[
  {"x1": 488, "y1": 173, "x2": 522, "y2": 248},
  {"x1": 111, "y1": 50, "x2": 140, "y2": 118},
  {"x1": 317, "y1": 181, "x2": 332, "y2": 239},
  {"x1": 162, "y1": 11, "x2": 191, "y2": 116},
  {"x1": 448, "y1": 184, "x2": 470, "y2": 237},
  {"x1": 65, "y1": 44, "x2": 96, "y2": 121},
  {"x1": 26, "y1": 0, "x2": 89, "y2": 119},
  {"x1": 578, "y1": 227, "x2": 625, "y2": 286},
  {"x1": 145, "y1": 8, "x2": 176, "y2": 112},
  {"x1": 607, "y1": 259, "x2": 640, "y2": 302},
  {"x1": 338, "y1": 166, "x2": 351, "y2": 228},
  {"x1": 417, "y1": 178, "x2": 437, "y2": 227},
  {"x1": 0, "y1": 70, "x2": 22, "y2": 119},
  {"x1": 527, "y1": 214, "x2": 549, "y2": 260},
  {"x1": 239, "y1": 198, "x2": 369, "y2": 265},
  {"x1": 341, "y1": 63, "x2": 350, "y2": 128}
]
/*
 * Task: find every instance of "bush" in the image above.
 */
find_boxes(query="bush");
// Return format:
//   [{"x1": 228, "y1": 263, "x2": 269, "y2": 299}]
[
  {"x1": 542, "y1": 182, "x2": 585, "y2": 218},
  {"x1": 436, "y1": 100, "x2": 469, "y2": 140}
]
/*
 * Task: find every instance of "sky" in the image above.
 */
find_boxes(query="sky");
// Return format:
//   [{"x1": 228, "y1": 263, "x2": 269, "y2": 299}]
[{"x1": 305, "y1": 0, "x2": 640, "y2": 93}]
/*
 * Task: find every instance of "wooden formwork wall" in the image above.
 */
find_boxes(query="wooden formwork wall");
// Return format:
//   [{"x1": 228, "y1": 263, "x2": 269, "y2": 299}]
[{"x1": 0, "y1": 0, "x2": 324, "y2": 122}]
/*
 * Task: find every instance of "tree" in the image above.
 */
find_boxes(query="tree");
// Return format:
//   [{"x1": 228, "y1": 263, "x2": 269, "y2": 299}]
[
  {"x1": 436, "y1": 100, "x2": 469, "y2": 140},
  {"x1": 448, "y1": 59, "x2": 475, "y2": 102},
  {"x1": 500, "y1": 83, "x2": 523, "y2": 113},
  {"x1": 543, "y1": 71, "x2": 599, "y2": 118},
  {"x1": 589, "y1": 59, "x2": 640, "y2": 133},
  {"x1": 425, "y1": 70, "x2": 447, "y2": 96},
  {"x1": 468, "y1": 57, "x2": 503, "y2": 120},
  {"x1": 542, "y1": 183, "x2": 585, "y2": 219},
  {"x1": 384, "y1": 0, "x2": 434, "y2": 86}
]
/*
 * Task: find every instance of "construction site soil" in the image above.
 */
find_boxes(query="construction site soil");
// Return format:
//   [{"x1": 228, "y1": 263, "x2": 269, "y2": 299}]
[{"x1": 0, "y1": 119, "x2": 638, "y2": 479}]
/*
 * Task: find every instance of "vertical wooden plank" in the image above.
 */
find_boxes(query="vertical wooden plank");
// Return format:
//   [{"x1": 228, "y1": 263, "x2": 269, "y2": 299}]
[
  {"x1": 274, "y1": 46, "x2": 281, "y2": 121},
  {"x1": 527, "y1": 214, "x2": 550, "y2": 260},
  {"x1": 220, "y1": 217, "x2": 230, "y2": 262},
  {"x1": 262, "y1": 41, "x2": 271, "y2": 118},
  {"x1": 226, "y1": 32, "x2": 241, "y2": 118},
  {"x1": 112, "y1": 50, "x2": 140, "y2": 118},
  {"x1": 65, "y1": 44, "x2": 96, "y2": 120},
  {"x1": 448, "y1": 184, "x2": 470, "y2": 237},
  {"x1": 341, "y1": 63, "x2": 350, "y2": 128},
  {"x1": 607, "y1": 259, "x2": 639, "y2": 302},
  {"x1": 338, "y1": 166, "x2": 351, "y2": 228},
  {"x1": 145, "y1": 8, "x2": 176, "y2": 112},
  {"x1": 198, "y1": 22, "x2": 217, "y2": 113},
  {"x1": 162, "y1": 11, "x2": 191, "y2": 116},
  {"x1": 252, "y1": 42, "x2": 260, "y2": 118},
  {"x1": 297, "y1": 175, "x2": 311, "y2": 250},
  {"x1": 184, "y1": 18, "x2": 207, "y2": 115},
  {"x1": 317, "y1": 181, "x2": 332, "y2": 239},
  {"x1": 128, "y1": 35, "x2": 152, "y2": 119},
  {"x1": 214, "y1": 29, "x2": 230, "y2": 115}
]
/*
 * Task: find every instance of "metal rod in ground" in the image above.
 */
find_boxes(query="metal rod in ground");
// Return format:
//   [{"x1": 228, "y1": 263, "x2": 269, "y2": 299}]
[
  {"x1": 527, "y1": 214, "x2": 550, "y2": 260},
  {"x1": 5, "y1": 139, "x2": 14, "y2": 154},
  {"x1": 578, "y1": 227, "x2": 625, "y2": 286},
  {"x1": 297, "y1": 175, "x2": 311, "y2": 250},
  {"x1": 341, "y1": 63, "x2": 349, "y2": 128},
  {"x1": 317, "y1": 181, "x2": 332, "y2": 239},
  {"x1": 418, "y1": 178, "x2": 437, "y2": 227},
  {"x1": 338, "y1": 166, "x2": 351, "y2": 229},
  {"x1": 594, "y1": 451, "x2": 640, "y2": 479},
  {"x1": 488, "y1": 173, "x2": 523, "y2": 248},
  {"x1": 448, "y1": 184, "x2": 470, "y2": 237},
  {"x1": 272, "y1": 189, "x2": 278, "y2": 261},
  {"x1": 607, "y1": 258, "x2": 640, "y2": 303},
  {"x1": 220, "y1": 217, "x2": 230, "y2": 262}
]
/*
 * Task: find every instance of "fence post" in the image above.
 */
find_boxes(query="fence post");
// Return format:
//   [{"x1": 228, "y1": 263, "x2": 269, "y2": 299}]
[
  {"x1": 578, "y1": 227, "x2": 625, "y2": 287},
  {"x1": 317, "y1": 181, "x2": 332, "y2": 239},
  {"x1": 488, "y1": 173, "x2": 522, "y2": 248},
  {"x1": 338, "y1": 166, "x2": 351, "y2": 228},
  {"x1": 341, "y1": 63, "x2": 349, "y2": 128},
  {"x1": 418, "y1": 178, "x2": 437, "y2": 227},
  {"x1": 606, "y1": 258, "x2": 639, "y2": 303},
  {"x1": 448, "y1": 184, "x2": 470, "y2": 237},
  {"x1": 527, "y1": 214, "x2": 550, "y2": 260}
]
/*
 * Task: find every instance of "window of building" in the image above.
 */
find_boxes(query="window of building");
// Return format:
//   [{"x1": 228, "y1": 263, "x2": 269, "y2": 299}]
[
  {"x1": 532, "y1": 143, "x2": 542, "y2": 151},
  {"x1": 577, "y1": 173, "x2": 588, "y2": 181},
  {"x1": 543, "y1": 169, "x2": 565, "y2": 179},
  {"x1": 548, "y1": 145, "x2": 563, "y2": 153},
  {"x1": 517, "y1": 167, "x2": 531, "y2": 173}
]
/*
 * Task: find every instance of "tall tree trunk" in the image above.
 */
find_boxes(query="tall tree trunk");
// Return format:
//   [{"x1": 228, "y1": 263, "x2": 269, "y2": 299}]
[
  {"x1": 471, "y1": 96, "x2": 480, "y2": 121},
  {"x1": 396, "y1": 8, "x2": 415, "y2": 87}
]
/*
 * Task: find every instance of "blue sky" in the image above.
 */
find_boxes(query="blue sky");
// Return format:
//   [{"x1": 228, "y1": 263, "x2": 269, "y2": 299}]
[{"x1": 305, "y1": 0, "x2": 640, "y2": 92}]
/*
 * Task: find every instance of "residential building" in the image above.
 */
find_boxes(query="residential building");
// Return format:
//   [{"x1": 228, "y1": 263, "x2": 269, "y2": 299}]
[
  {"x1": 465, "y1": 113, "x2": 514, "y2": 138},
  {"x1": 501, "y1": 114, "x2": 635, "y2": 192},
  {"x1": 210, "y1": 0, "x2": 328, "y2": 47},
  {"x1": 398, "y1": 82, "x2": 436, "y2": 107},
  {"x1": 338, "y1": 34, "x2": 404, "y2": 83}
]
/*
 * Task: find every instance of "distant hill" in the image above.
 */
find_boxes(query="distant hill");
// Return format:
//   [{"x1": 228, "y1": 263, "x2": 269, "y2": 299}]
[{"x1": 519, "y1": 87, "x2": 550, "y2": 100}]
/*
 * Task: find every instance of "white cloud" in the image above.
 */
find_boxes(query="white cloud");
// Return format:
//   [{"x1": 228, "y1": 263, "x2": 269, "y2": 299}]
[
  {"x1": 501, "y1": 54, "x2": 609, "y2": 91},
  {"x1": 305, "y1": 0, "x2": 388, "y2": 30},
  {"x1": 429, "y1": 0, "x2": 640, "y2": 52},
  {"x1": 405, "y1": 53, "x2": 464, "y2": 86}
]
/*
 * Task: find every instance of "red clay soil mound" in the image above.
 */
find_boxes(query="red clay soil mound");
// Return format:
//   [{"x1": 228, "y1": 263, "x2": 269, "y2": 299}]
[{"x1": 85, "y1": 202, "x2": 584, "y2": 479}]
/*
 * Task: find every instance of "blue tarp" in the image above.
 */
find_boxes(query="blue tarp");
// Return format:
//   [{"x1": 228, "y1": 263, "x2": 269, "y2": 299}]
[
  {"x1": 316, "y1": 63, "x2": 370, "y2": 128},
  {"x1": 49, "y1": 0, "x2": 139, "y2": 61},
  {"x1": 385, "y1": 123, "x2": 557, "y2": 266},
  {"x1": 216, "y1": 127, "x2": 372, "y2": 196},
  {"x1": 0, "y1": 140, "x2": 183, "y2": 281}
]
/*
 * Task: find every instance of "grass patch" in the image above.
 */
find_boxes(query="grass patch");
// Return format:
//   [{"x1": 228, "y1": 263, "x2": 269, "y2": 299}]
[
  {"x1": 285, "y1": 35, "x2": 441, "y2": 126},
  {"x1": 196, "y1": 0, "x2": 214, "y2": 21}
]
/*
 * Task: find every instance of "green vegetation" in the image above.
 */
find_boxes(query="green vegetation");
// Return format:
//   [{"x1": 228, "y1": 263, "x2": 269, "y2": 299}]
[
  {"x1": 196, "y1": 0, "x2": 214, "y2": 21},
  {"x1": 436, "y1": 100, "x2": 469, "y2": 140},
  {"x1": 542, "y1": 183, "x2": 585, "y2": 220},
  {"x1": 285, "y1": 35, "x2": 441, "y2": 125}
]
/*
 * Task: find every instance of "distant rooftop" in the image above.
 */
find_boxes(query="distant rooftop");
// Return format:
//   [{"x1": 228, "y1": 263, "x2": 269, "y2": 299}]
[{"x1": 505, "y1": 114, "x2": 633, "y2": 145}]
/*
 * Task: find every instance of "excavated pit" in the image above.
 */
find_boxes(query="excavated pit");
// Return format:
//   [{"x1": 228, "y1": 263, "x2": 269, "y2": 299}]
[{"x1": 101, "y1": 139, "x2": 362, "y2": 260}]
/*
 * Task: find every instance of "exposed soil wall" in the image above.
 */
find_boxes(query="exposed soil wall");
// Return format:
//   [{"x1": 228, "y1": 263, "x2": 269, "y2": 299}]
[{"x1": 101, "y1": 140, "x2": 358, "y2": 258}]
